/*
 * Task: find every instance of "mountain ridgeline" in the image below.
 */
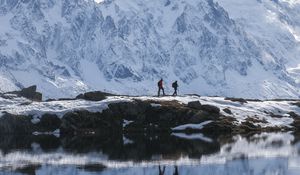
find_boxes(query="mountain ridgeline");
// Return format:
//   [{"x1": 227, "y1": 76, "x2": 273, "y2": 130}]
[{"x1": 0, "y1": 0, "x2": 300, "y2": 98}]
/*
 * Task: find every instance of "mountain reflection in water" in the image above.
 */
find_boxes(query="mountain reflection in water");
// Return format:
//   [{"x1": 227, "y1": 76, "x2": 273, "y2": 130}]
[{"x1": 0, "y1": 132, "x2": 300, "y2": 175}]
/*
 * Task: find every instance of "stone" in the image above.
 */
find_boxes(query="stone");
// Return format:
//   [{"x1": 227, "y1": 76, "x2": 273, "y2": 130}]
[
  {"x1": 201, "y1": 105, "x2": 220, "y2": 114},
  {"x1": 225, "y1": 97, "x2": 247, "y2": 104},
  {"x1": 0, "y1": 113, "x2": 34, "y2": 134},
  {"x1": 35, "y1": 114, "x2": 61, "y2": 132},
  {"x1": 187, "y1": 101, "x2": 202, "y2": 110},
  {"x1": 7, "y1": 85, "x2": 43, "y2": 101},
  {"x1": 20, "y1": 85, "x2": 42, "y2": 101},
  {"x1": 189, "y1": 111, "x2": 210, "y2": 124},
  {"x1": 223, "y1": 108, "x2": 232, "y2": 114},
  {"x1": 60, "y1": 110, "x2": 122, "y2": 135},
  {"x1": 76, "y1": 91, "x2": 113, "y2": 101}
]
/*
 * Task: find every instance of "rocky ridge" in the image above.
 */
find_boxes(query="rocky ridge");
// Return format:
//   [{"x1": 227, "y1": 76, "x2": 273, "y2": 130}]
[{"x1": 0, "y1": 87, "x2": 300, "y2": 136}]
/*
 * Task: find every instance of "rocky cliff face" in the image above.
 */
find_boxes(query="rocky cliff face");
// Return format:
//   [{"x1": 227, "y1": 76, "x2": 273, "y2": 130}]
[{"x1": 0, "y1": 0, "x2": 300, "y2": 98}]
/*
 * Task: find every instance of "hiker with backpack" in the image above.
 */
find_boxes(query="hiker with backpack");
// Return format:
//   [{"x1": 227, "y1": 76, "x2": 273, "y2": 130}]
[
  {"x1": 172, "y1": 81, "x2": 178, "y2": 96},
  {"x1": 157, "y1": 78, "x2": 165, "y2": 97}
]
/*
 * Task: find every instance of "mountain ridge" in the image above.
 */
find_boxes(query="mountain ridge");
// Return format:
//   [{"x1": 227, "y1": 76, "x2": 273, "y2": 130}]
[{"x1": 0, "y1": 0, "x2": 300, "y2": 99}]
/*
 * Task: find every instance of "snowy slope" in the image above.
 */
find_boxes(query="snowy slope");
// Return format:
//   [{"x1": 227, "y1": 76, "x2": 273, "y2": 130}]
[
  {"x1": 0, "y1": 0, "x2": 300, "y2": 98},
  {"x1": 216, "y1": 0, "x2": 300, "y2": 89}
]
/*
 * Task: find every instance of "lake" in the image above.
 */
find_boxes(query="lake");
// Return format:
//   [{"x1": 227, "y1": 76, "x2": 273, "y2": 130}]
[{"x1": 0, "y1": 132, "x2": 300, "y2": 175}]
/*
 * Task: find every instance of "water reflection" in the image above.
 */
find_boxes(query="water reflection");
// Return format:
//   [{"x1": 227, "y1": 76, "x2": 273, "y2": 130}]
[{"x1": 0, "y1": 132, "x2": 300, "y2": 175}]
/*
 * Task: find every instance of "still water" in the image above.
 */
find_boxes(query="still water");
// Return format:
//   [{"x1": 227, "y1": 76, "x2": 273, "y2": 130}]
[{"x1": 0, "y1": 132, "x2": 300, "y2": 175}]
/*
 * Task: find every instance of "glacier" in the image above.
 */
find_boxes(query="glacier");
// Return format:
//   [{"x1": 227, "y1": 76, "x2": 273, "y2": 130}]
[{"x1": 0, "y1": 0, "x2": 300, "y2": 99}]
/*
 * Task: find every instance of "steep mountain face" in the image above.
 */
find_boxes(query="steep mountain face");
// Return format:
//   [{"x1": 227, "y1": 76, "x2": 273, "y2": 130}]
[{"x1": 0, "y1": 0, "x2": 299, "y2": 98}]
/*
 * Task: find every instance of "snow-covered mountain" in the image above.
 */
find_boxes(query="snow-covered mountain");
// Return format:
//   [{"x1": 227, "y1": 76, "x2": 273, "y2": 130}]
[{"x1": 0, "y1": 0, "x2": 300, "y2": 99}]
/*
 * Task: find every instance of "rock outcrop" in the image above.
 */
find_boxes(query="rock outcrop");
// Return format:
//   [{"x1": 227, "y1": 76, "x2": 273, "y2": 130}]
[
  {"x1": 76, "y1": 91, "x2": 113, "y2": 101},
  {"x1": 6, "y1": 85, "x2": 42, "y2": 101},
  {"x1": 0, "y1": 90, "x2": 299, "y2": 136},
  {"x1": 0, "y1": 98, "x2": 223, "y2": 135}
]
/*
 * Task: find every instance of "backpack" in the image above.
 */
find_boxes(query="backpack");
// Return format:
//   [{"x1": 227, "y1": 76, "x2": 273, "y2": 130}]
[
  {"x1": 172, "y1": 82, "x2": 176, "y2": 88},
  {"x1": 158, "y1": 80, "x2": 162, "y2": 87}
]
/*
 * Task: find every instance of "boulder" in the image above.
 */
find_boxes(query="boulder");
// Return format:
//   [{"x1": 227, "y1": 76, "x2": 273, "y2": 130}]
[
  {"x1": 201, "y1": 118, "x2": 234, "y2": 134},
  {"x1": 187, "y1": 101, "x2": 202, "y2": 110},
  {"x1": 223, "y1": 108, "x2": 232, "y2": 114},
  {"x1": 189, "y1": 111, "x2": 210, "y2": 123},
  {"x1": 76, "y1": 91, "x2": 113, "y2": 101},
  {"x1": 225, "y1": 97, "x2": 247, "y2": 104},
  {"x1": 0, "y1": 113, "x2": 34, "y2": 134},
  {"x1": 6, "y1": 85, "x2": 42, "y2": 101},
  {"x1": 35, "y1": 114, "x2": 61, "y2": 132},
  {"x1": 108, "y1": 100, "x2": 150, "y2": 121},
  {"x1": 60, "y1": 110, "x2": 122, "y2": 135},
  {"x1": 201, "y1": 105, "x2": 220, "y2": 114},
  {"x1": 20, "y1": 85, "x2": 42, "y2": 101}
]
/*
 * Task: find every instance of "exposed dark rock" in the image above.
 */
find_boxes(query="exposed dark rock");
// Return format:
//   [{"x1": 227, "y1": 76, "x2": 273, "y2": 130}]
[
  {"x1": 225, "y1": 97, "x2": 248, "y2": 104},
  {"x1": 0, "y1": 113, "x2": 34, "y2": 134},
  {"x1": 187, "y1": 101, "x2": 202, "y2": 110},
  {"x1": 35, "y1": 114, "x2": 61, "y2": 132},
  {"x1": 189, "y1": 111, "x2": 210, "y2": 124},
  {"x1": 45, "y1": 98, "x2": 56, "y2": 102},
  {"x1": 245, "y1": 117, "x2": 268, "y2": 124},
  {"x1": 187, "y1": 101, "x2": 220, "y2": 115},
  {"x1": 58, "y1": 98, "x2": 76, "y2": 101},
  {"x1": 60, "y1": 110, "x2": 122, "y2": 135},
  {"x1": 76, "y1": 91, "x2": 113, "y2": 101},
  {"x1": 201, "y1": 104, "x2": 220, "y2": 114},
  {"x1": 201, "y1": 118, "x2": 234, "y2": 134},
  {"x1": 288, "y1": 112, "x2": 300, "y2": 118},
  {"x1": 108, "y1": 100, "x2": 151, "y2": 121},
  {"x1": 270, "y1": 113, "x2": 284, "y2": 118},
  {"x1": 20, "y1": 101, "x2": 33, "y2": 106},
  {"x1": 245, "y1": 99, "x2": 262, "y2": 102},
  {"x1": 223, "y1": 108, "x2": 232, "y2": 114},
  {"x1": 291, "y1": 102, "x2": 300, "y2": 108},
  {"x1": 185, "y1": 94, "x2": 201, "y2": 97},
  {"x1": 7, "y1": 85, "x2": 43, "y2": 101},
  {"x1": 292, "y1": 117, "x2": 300, "y2": 131},
  {"x1": 20, "y1": 85, "x2": 42, "y2": 101},
  {"x1": 239, "y1": 121, "x2": 261, "y2": 131}
]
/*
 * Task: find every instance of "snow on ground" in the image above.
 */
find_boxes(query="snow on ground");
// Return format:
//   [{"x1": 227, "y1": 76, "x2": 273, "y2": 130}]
[
  {"x1": 0, "y1": 96, "x2": 132, "y2": 119},
  {"x1": 0, "y1": 94, "x2": 300, "y2": 128},
  {"x1": 132, "y1": 95, "x2": 300, "y2": 128},
  {"x1": 172, "y1": 121, "x2": 213, "y2": 131}
]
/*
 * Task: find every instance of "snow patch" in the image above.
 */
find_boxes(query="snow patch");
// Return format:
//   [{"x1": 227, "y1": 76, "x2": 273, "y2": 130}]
[{"x1": 172, "y1": 121, "x2": 213, "y2": 131}]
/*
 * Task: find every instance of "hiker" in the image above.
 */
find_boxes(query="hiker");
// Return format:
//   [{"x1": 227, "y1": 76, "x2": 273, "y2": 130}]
[
  {"x1": 157, "y1": 78, "x2": 165, "y2": 97},
  {"x1": 159, "y1": 165, "x2": 166, "y2": 175},
  {"x1": 172, "y1": 81, "x2": 178, "y2": 96}
]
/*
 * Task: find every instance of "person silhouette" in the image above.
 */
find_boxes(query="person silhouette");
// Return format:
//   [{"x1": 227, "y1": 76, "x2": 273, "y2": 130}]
[
  {"x1": 157, "y1": 79, "x2": 165, "y2": 97},
  {"x1": 172, "y1": 81, "x2": 178, "y2": 96}
]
